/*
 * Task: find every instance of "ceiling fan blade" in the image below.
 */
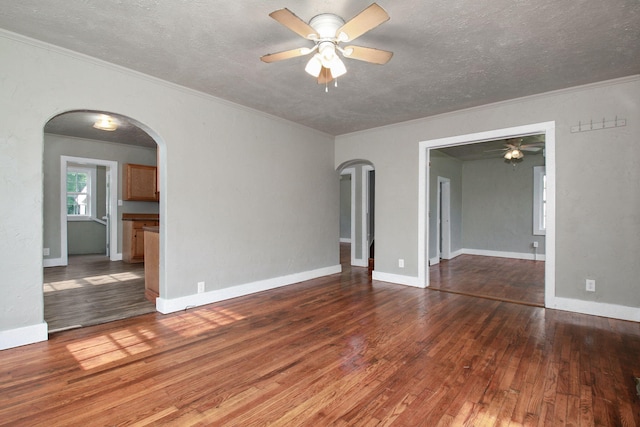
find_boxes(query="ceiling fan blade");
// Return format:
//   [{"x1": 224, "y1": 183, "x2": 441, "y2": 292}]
[
  {"x1": 521, "y1": 146, "x2": 543, "y2": 152},
  {"x1": 484, "y1": 148, "x2": 508, "y2": 153},
  {"x1": 261, "y1": 47, "x2": 314, "y2": 63},
  {"x1": 342, "y1": 45, "x2": 393, "y2": 64},
  {"x1": 317, "y1": 67, "x2": 333, "y2": 84},
  {"x1": 336, "y1": 3, "x2": 390, "y2": 42},
  {"x1": 269, "y1": 9, "x2": 319, "y2": 40}
]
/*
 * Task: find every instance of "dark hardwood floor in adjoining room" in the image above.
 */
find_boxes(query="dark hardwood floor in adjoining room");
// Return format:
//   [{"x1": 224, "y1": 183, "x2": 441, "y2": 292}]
[
  {"x1": 44, "y1": 255, "x2": 155, "y2": 332},
  {"x1": 430, "y1": 255, "x2": 545, "y2": 307},
  {"x1": 2, "y1": 245, "x2": 637, "y2": 424}
]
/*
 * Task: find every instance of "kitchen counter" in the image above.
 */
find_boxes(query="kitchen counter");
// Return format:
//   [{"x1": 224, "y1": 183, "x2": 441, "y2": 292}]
[{"x1": 144, "y1": 226, "x2": 159, "y2": 301}]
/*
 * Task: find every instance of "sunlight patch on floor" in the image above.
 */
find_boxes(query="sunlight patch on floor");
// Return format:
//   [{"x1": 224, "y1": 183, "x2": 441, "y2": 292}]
[{"x1": 44, "y1": 272, "x2": 144, "y2": 292}]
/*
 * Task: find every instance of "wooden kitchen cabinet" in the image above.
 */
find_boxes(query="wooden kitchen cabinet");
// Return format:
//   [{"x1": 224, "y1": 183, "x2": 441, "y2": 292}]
[
  {"x1": 124, "y1": 163, "x2": 158, "y2": 201},
  {"x1": 122, "y1": 214, "x2": 159, "y2": 263}
]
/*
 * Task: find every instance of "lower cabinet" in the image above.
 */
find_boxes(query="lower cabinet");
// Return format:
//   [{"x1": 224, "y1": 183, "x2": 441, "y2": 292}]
[{"x1": 123, "y1": 217, "x2": 159, "y2": 263}]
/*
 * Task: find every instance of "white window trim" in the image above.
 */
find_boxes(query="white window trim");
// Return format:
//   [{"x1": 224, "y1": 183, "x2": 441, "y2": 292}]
[
  {"x1": 533, "y1": 166, "x2": 546, "y2": 236},
  {"x1": 66, "y1": 165, "x2": 97, "y2": 221}
]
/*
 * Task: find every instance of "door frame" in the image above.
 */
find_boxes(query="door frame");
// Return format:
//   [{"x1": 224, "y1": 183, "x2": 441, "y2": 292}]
[
  {"x1": 52, "y1": 155, "x2": 119, "y2": 267},
  {"x1": 417, "y1": 121, "x2": 555, "y2": 307},
  {"x1": 435, "y1": 176, "x2": 451, "y2": 262}
]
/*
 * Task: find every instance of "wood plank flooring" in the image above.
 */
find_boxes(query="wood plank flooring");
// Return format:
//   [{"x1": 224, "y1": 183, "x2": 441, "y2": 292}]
[
  {"x1": 430, "y1": 255, "x2": 545, "y2": 307},
  {"x1": 44, "y1": 255, "x2": 155, "y2": 332},
  {"x1": 2, "y1": 249, "x2": 638, "y2": 425}
]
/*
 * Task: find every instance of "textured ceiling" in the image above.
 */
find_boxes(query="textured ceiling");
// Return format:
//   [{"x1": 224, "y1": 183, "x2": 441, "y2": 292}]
[{"x1": 1, "y1": 1, "x2": 639, "y2": 136}]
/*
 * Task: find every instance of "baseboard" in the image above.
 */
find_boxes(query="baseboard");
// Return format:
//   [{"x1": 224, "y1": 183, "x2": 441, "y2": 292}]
[
  {"x1": 372, "y1": 271, "x2": 424, "y2": 288},
  {"x1": 429, "y1": 257, "x2": 439, "y2": 266},
  {"x1": 0, "y1": 322, "x2": 48, "y2": 350},
  {"x1": 463, "y1": 248, "x2": 546, "y2": 261},
  {"x1": 111, "y1": 253, "x2": 123, "y2": 261},
  {"x1": 339, "y1": 238, "x2": 351, "y2": 243},
  {"x1": 43, "y1": 257, "x2": 65, "y2": 267},
  {"x1": 449, "y1": 249, "x2": 464, "y2": 259},
  {"x1": 156, "y1": 264, "x2": 342, "y2": 314},
  {"x1": 352, "y1": 259, "x2": 368, "y2": 267},
  {"x1": 548, "y1": 296, "x2": 640, "y2": 322}
]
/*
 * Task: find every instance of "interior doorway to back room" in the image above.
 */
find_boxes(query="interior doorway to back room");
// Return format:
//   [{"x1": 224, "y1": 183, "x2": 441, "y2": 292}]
[
  {"x1": 419, "y1": 122, "x2": 555, "y2": 307},
  {"x1": 42, "y1": 110, "x2": 161, "y2": 332},
  {"x1": 338, "y1": 161, "x2": 375, "y2": 271}
]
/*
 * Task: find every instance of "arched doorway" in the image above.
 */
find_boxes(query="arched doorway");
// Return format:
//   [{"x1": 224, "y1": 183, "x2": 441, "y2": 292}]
[
  {"x1": 337, "y1": 160, "x2": 375, "y2": 271},
  {"x1": 42, "y1": 110, "x2": 163, "y2": 332}
]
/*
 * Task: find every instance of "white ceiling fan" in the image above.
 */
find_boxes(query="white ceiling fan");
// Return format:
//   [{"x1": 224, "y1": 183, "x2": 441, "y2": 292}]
[{"x1": 260, "y1": 3, "x2": 393, "y2": 86}]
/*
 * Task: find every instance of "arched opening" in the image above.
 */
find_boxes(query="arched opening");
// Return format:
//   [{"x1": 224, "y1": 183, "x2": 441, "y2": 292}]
[
  {"x1": 337, "y1": 160, "x2": 375, "y2": 274},
  {"x1": 42, "y1": 110, "x2": 163, "y2": 332}
]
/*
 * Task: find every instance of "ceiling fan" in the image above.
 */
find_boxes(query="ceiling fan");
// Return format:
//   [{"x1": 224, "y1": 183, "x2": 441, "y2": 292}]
[
  {"x1": 485, "y1": 137, "x2": 545, "y2": 161},
  {"x1": 260, "y1": 3, "x2": 393, "y2": 86}
]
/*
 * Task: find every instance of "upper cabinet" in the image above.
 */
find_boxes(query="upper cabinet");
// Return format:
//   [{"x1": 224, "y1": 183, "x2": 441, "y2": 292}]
[{"x1": 124, "y1": 163, "x2": 158, "y2": 201}]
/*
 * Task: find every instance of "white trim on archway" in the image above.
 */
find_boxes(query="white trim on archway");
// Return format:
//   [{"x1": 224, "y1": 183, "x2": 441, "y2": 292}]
[{"x1": 418, "y1": 121, "x2": 556, "y2": 307}]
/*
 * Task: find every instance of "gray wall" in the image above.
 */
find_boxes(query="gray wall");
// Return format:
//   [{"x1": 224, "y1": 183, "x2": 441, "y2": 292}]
[
  {"x1": 336, "y1": 76, "x2": 640, "y2": 309},
  {"x1": 0, "y1": 34, "x2": 337, "y2": 337},
  {"x1": 462, "y1": 154, "x2": 545, "y2": 255},
  {"x1": 43, "y1": 134, "x2": 158, "y2": 259},
  {"x1": 429, "y1": 150, "x2": 463, "y2": 260},
  {"x1": 339, "y1": 174, "x2": 351, "y2": 240}
]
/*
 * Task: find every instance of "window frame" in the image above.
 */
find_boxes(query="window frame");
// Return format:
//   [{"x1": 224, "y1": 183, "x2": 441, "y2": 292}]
[
  {"x1": 66, "y1": 165, "x2": 97, "y2": 221},
  {"x1": 533, "y1": 166, "x2": 546, "y2": 235}
]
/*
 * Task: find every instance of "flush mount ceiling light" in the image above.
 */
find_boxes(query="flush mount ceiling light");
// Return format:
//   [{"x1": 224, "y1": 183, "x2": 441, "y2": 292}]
[
  {"x1": 93, "y1": 114, "x2": 118, "y2": 131},
  {"x1": 261, "y1": 3, "x2": 393, "y2": 89}
]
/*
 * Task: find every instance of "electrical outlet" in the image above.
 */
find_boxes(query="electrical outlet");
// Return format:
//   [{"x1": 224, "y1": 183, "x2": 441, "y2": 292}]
[
  {"x1": 532, "y1": 241, "x2": 538, "y2": 248},
  {"x1": 43, "y1": 248, "x2": 50, "y2": 256},
  {"x1": 586, "y1": 279, "x2": 596, "y2": 292},
  {"x1": 398, "y1": 259, "x2": 404, "y2": 268},
  {"x1": 197, "y1": 281, "x2": 205, "y2": 293}
]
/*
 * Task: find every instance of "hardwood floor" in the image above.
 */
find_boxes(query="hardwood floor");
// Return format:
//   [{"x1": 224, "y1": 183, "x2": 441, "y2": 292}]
[
  {"x1": 2, "y1": 249, "x2": 638, "y2": 425},
  {"x1": 44, "y1": 255, "x2": 156, "y2": 332},
  {"x1": 430, "y1": 255, "x2": 545, "y2": 307}
]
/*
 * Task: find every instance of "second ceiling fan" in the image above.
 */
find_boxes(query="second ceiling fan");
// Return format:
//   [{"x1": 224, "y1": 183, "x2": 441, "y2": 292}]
[{"x1": 261, "y1": 3, "x2": 393, "y2": 85}]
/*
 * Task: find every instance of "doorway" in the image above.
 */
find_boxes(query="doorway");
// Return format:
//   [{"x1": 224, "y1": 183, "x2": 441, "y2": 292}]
[
  {"x1": 338, "y1": 161, "x2": 375, "y2": 269},
  {"x1": 418, "y1": 122, "x2": 555, "y2": 307},
  {"x1": 43, "y1": 110, "x2": 160, "y2": 332},
  {"x1": 436, "y1": 177, "x2": 451, "y2": 262}
]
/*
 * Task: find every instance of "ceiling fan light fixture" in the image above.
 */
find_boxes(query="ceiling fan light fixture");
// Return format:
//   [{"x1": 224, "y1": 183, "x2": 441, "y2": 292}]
[
  {"x1": 93, "y1": 115, "x2": 118, "y2": 131},
  {"x1": 329, "y1": 57, "x2": 347, "y2": 78},
  {"x1": 305, "y1": 54, "x2": 323, "y2": 77}
]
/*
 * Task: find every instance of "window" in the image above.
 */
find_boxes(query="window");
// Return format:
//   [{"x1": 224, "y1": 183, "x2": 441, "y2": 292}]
[
  {"x1": 533, "y1": 166, "x2": 546, "y2": 235},
  {"x1": 66, "y1": 166, "x2": 96, "y2": 219}
]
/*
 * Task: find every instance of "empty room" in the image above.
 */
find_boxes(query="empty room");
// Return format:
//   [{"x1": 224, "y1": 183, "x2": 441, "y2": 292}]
[{"x1": 1, "y1": 1, "x2": 639, "y2": 425}]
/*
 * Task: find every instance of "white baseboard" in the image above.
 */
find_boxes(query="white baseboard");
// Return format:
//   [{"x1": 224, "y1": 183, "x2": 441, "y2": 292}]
[
  {"x1": 111, "y1": 252, "x2": 123, "y2": 261},
  {"x1": 548, "y1": 296, "x2": 640, "y2": 322},
  {"x1": 449, "y1": 249, "x2": 464, "y2": 259},
  {"x1": 156, "y1": 264, "x2": 342, "y2": 314},
  {"x1": 339, "y1": 238, "x2": 351, "y2": 243},
  {"x1": 429, "y1": 257, "x2": 439, "y2": 266},
  {"x1": 352, "y1": 259, "x2": 368, "y2": 267},
  {"x1": 372, "y1": 271, "x2": 424, "y2": 288},
  {"x1": 0, "y1": 322, "x2": 48, "y2": 350},
  {"x1": 463, "y1": 248, "x2": 546, "y2": 261},
  {"x1": 43, "y1": 257, "x2": 65, "y2": 267}
]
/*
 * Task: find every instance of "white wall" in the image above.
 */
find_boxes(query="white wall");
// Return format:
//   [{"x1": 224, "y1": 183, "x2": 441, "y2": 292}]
[
  {"x1": 336, "y1": 76, "x2": 640, "y2": 319},
  {"x1": 0, "y1": 32, "x2": 338, "y2": 349}
]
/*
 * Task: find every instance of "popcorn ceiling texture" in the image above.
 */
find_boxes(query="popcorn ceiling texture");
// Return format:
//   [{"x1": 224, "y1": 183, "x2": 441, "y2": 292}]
[{"x1": 0, "y1": 0, "x2": 638, "y2": 135}]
